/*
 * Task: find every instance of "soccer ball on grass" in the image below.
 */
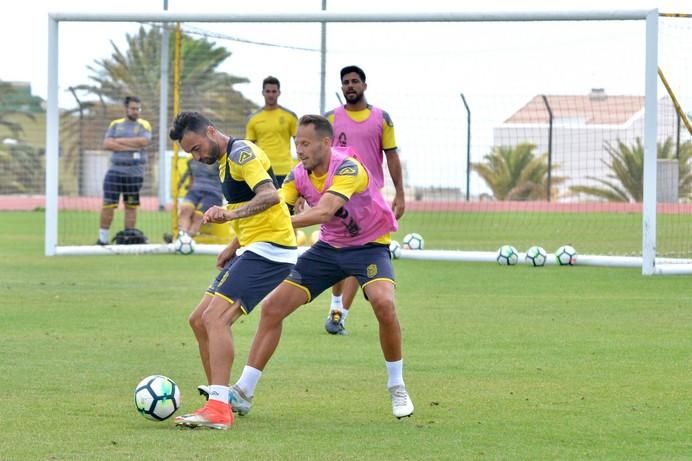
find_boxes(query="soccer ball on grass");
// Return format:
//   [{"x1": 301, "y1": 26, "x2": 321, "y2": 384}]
[
  {"x1": 402, "y1": 232, "x2": 424, "y2": 250},
  {"x1": 555, "y1": 245, "x2": 577, "y2": 266},
  {"x1": 496, "y1": 245, "x2": 519, "y2": 266},
  {"x1": 174, "y1": 233, "x2": 196, "y2": 255},
  {"x1": 525, "y1": 245, "x2": 547, "y2": 267},
  {"x1": 134, "y1": 375, "x2": 181, "y2": 421}
]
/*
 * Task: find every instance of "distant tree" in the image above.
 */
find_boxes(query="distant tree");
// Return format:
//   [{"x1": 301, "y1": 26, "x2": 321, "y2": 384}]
[
  {"x1": 60, "y1": 25, "x2": 259, "y2": 194},
  {"x1": 0, "y1": 81, "x2": 42, "y2": 194},
  {"x1": 472, "y1": 143, "x2": 564, "y2": 200},
  {"x1": 84, "y1": 25, "x2": 257, "y2": 127},
  {"x1": 570, "y1": 137, "x2": 692, "y2": 202}
]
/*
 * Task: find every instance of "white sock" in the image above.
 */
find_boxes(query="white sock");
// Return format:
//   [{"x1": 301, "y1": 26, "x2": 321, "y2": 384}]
[
  {"x1": 340, "y1": 309, "x2": 349, "y2": 321},
  {"x1": 386, "y1": 359, "x2": 405, "y2": 389},
  {"x1": 98, "y1": 228, "x2": 109, "y2": 243},
  {"x1": 235, "y1": 365, "x2": 262, "y2": 398},
  {"x1": 208, "y1": 385, "x2": 230, "y2": 403},
  {"x1": 330, "y1": 295, "x2": 343, "y2": 311}
]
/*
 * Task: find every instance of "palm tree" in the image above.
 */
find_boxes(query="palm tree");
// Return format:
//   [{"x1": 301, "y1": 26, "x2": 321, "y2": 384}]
[
  {"x1": 0, "y1": 81, "x2": 41, "y2": 194},
  {"x1": 570, "y1": 137, "x2": 692, "y2": 202},
  {"x1": 85, "y1": 25, "x2": 256, "y2": 126},
  {"x1": 472, "y1": 143, "x2": 563, "y2": 200},
  {"x1": 59, "y1": 25, "x2": 259, "y2": 194}
]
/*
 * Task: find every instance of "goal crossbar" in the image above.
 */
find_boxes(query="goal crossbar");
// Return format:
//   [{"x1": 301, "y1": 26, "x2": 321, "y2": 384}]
[{"x1": 45, "y1": 9, "x2": 667, "y2": 275}]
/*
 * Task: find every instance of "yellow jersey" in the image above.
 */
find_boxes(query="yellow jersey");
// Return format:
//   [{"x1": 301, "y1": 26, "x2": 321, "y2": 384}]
[
  {"x1": 220, "y1": 139, "x2": 296, "y2": 248},
  {"x1": 245, "y1": 106, "x2": 298, "y2": 176}
]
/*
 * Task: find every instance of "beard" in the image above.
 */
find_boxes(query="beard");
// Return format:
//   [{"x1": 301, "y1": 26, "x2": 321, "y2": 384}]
[
  {"x1": 201, "y1": 140, "x2": 221, "y2": 164},
  {"x1": 126, "y1": 114, "x2": 138, "y2": 122},
  {"x1": 344, "y1": 91, "x2": 364, "y2": 105}
]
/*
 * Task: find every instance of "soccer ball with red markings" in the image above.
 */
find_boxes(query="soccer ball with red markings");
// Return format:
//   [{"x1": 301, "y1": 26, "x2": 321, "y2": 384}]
[
  {"x1": 555, "y1": 245, "x2": 577, "y2": 266},
  {"x1": 134, "y1": 375, "x2": 181, "y2": 421}
]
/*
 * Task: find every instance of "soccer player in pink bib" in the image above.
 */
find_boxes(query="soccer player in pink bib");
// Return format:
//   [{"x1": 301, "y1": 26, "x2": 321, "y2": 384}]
[
  {"x1": 228, "y1": 114, "x2": 414, "y2": 419},
  {"x1": 322, "y1": 65, "x2": 406, "y2": 334}
]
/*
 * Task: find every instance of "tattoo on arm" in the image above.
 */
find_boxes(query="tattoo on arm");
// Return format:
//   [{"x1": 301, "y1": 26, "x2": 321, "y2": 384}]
[{"x1": 231, "y1": 181, "x2": 279, "y2": 219}]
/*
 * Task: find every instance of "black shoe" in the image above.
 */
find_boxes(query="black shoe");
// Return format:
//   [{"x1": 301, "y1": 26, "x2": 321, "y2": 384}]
[
  {"x1": 96, "y1": 239, "x2": 108, "y2": 246},
  {"x1": 163, "y1": 232, "x2": 173, "y2": 244}
]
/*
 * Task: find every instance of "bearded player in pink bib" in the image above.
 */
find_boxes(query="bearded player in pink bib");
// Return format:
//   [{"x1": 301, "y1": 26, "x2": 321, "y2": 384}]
[
  {"x1": 323, "y1": 65, "x2": 406, "y2": 335},
  {"x1": 228, "y1": 114, "x2": 414, "y2": 419}
]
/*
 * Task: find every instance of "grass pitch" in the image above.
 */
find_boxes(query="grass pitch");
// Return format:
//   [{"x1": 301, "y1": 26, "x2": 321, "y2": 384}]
[{"x1": 1, "y1": 211, "x2": 691, "y2": 460}]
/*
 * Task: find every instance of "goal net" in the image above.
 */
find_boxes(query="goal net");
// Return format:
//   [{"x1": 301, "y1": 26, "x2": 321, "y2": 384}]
[{"x1": 39, "y1": 11, "x2": 691, "y2": 273}]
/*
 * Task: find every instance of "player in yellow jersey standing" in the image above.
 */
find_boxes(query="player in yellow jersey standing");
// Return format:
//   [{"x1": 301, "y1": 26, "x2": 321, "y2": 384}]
[
  {"x1": 322, "y1": 65, "x2": 406, "y2": 335},
  {"x1": 168, "y1": 112, "x2": 297, "y2": 430},
  {"x1": 245, "y1": 76, "x2": 298, "y2": 187}
]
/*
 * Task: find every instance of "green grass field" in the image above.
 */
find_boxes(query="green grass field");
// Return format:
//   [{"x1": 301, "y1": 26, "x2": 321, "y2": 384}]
[{"x1": 2, "y1": 211, "x2": 692, "y2": 460}]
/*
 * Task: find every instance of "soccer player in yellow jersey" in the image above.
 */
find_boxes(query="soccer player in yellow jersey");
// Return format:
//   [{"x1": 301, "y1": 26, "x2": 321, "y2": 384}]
[
  {"x1": 245, "y1": 76, "x2": 298, "y2": 187},
  {"x1": 168, "y1": 112, "x2": 297, "y2": 430},
  {"x1": 322, "y1": 65, "x2": 406, "y2": 335}
]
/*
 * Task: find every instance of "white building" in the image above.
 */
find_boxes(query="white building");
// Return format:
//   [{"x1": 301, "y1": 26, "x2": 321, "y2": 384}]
[{"x1": 493, "y1": 90, "x2": 684, "y2": 202}]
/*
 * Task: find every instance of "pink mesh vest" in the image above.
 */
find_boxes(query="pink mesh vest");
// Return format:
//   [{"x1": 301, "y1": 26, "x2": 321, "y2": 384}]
[
  {"x1": 293, "y1": 146, "x2": 397, "y2": 247},
  {"x1": 332, "y1": 105, "x2": 386, "y2": 188}
]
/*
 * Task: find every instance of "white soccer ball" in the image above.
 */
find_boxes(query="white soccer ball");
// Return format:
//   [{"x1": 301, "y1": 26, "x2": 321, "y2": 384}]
[
  {"x1": 402, "y1": 232, "x2": 424, "y2": 250},
  {"x1": 525, "y1": 245, "x2": 547, "y2": 267},
  {"x1": 134, "y1": 375, "x2": 181, "y2": 421},
  {"x1": 555, "y1": 245, "x2": 577, "y2": 266},
  {"x1": 174, "y1": 234, "x2": 196, "y2": 255},
  {"x1": 389, "y1": 240, "x2": 402, "y2": 259},
  {"x1": 496, "y1": 245, "x2": 519, "y2": 266}
]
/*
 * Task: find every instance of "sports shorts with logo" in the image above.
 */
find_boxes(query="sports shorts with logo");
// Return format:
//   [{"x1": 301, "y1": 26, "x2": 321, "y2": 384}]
[
  {"x1": 207, "y1": 250, "x2": 294, "y2": 314},
  {"x1": 286, "y1": 240, "x2": 395, "y2": 303}
]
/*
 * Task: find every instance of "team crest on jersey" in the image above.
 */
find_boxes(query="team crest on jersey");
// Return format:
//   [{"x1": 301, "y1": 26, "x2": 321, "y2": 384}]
[
  {"x1": 366, "y1": 264, "x2": 378, "y2": 278},
  {"x1": 237, "y1": 150, "x2": 255, "y2": 164},
  {"x1": 336, "y1": 160, "x2": 358, "y2": 176}
]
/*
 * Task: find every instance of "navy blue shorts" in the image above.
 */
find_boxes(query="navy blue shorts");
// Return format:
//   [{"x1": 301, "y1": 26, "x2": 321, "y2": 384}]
[
  {"x1": 286, "y1": 241, "x2": 395, "y2": 303},
  {"x1": 207, "y1": 250, "x2": 294, "y2": 314},
  {"x1": 103, "y1": 170, "x2": 143, "y2": 207},
  {"x1": 183, "y1": 189, "x2": 223, "y2": 213}
]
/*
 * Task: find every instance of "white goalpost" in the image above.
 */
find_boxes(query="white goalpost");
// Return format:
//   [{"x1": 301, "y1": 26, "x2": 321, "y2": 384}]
[{"x1": 45, "y1": 9, "x2": 691, "y2": 275}]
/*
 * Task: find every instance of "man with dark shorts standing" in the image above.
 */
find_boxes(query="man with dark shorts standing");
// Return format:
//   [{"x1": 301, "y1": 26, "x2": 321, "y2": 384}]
[{"x1": 97, "y1": 96, "x2": 152, "y2": 245}]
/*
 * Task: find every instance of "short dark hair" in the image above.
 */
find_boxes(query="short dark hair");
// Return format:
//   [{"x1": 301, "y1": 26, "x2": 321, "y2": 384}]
[
  {"x1": 263, "y1": 76, "x2": 280, "y2": 89},
  {"x1": 169, "y1": 111, "x2": 213, "y2": 142},
  {"x1": 124, "y1": 96, "x2": 141, "y2": 106},
  {"x1": 299, "y1": 114, "x2": 333, "y2": 139},
  {"x1": 340, "y1": 65, "x2": 366, "y2": 83}
]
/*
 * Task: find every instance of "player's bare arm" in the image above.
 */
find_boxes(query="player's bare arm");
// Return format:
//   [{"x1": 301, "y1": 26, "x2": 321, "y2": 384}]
[
  {"x1": 385, "y1": 148, "x2": 405, "y2": 219},
  {"x1": 291, "y1": 192, "x2": 346, "y2": 228},
  {"x1": 216, "y1": 237, "x2": 240, "y2": 270},
  {"x1": 203, "y1": 181, "x2": 279, "y2": 224},
  {"x1": 103, "y1": 137, "x2": 149, "y2": 151},
  {"x1": 117, "y1": 136, "x2": 150, "y2": 149}
]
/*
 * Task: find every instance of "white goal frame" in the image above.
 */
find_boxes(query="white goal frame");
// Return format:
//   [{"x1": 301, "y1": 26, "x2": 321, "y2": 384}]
[{"x1": 46, "y1": 10, "x2": 672, "y2": 274}]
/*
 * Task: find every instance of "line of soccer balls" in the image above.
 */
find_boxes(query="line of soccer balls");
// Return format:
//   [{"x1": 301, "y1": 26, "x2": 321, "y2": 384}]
[
  {"x1": 173, "y1": 230, "x2": 427, "y2": 258},
  {"x1": 498, "y1": 244, "x2": 577, "y2": 267}
]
